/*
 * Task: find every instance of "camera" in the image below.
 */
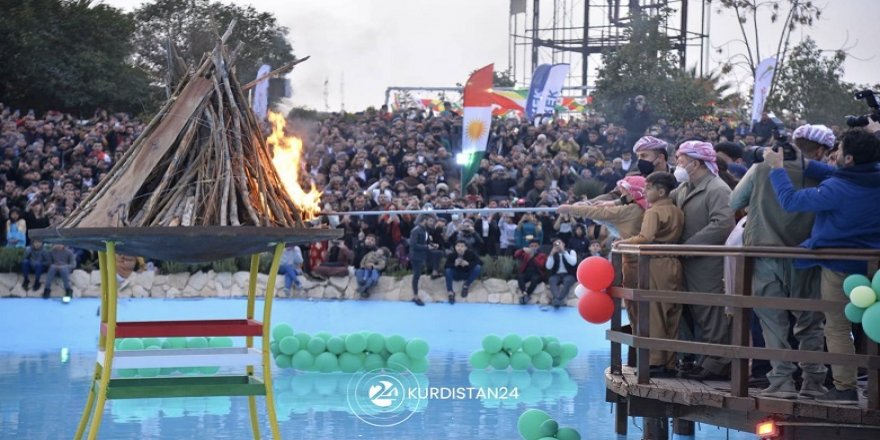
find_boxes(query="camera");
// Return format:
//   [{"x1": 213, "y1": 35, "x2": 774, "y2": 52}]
[
  {"x1": 744, "y1": 127, "x2": 797, "y2": 164},
  {"x1": 845, "y1": 90, "x2": 880, "y2": 127}
]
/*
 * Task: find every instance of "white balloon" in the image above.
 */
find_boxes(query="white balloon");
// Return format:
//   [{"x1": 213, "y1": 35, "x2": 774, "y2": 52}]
[{"x1": 574, "y1": 285, "x2": 588, "y2": 299}]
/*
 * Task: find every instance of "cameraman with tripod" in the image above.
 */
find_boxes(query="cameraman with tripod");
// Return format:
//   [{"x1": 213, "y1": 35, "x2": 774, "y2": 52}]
[{"x1": 730, "y1": 125, "x2": 835, "y2": 400}]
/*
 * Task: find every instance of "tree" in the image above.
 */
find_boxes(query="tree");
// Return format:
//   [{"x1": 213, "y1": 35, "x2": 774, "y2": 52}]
[
  {"x1": 0, "y1": 0, "x2": 156, "y2": 115},
  {"x1": 493, "y1": 69, "x2": 516, "y2": 87},
  {"x1": 591, "y1": 15, "x2": 721, "y2": 124},
  {"x1": 768, "y1": 38, "x2": 868, "y2": 125},
  {"x1": 714, "y1": 1, "x2": 822, "y2": 97},
  {"x1": 131, "y1": 0, "x2": 294, "y2": 97}
]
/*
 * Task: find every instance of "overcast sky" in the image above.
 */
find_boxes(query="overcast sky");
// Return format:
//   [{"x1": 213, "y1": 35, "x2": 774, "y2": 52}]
[{"x1": 106, "y1": 0, "x2": 879, "y2": 112}]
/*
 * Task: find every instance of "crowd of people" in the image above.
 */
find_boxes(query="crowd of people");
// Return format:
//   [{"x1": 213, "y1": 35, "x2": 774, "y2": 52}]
[{"x1": 5, "y1": 97, "x2": 880, "y2": 405}]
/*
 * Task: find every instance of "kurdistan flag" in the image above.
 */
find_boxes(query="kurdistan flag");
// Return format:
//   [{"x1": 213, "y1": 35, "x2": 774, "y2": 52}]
[{"x1": 461, "y1": 64, "x2": 495, "y2": 189}]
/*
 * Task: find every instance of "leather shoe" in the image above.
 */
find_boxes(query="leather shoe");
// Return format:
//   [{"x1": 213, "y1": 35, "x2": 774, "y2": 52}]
[{"x1": 412, "y1": 297, "x2": 425, "y2": 307}]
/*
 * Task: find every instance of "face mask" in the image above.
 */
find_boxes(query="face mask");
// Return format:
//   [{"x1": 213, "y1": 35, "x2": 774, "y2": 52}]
[
  {"x1": 637, "y1": 159, "x2": 655, "y2": 176},
  {"x1": 673, "y1": 165, "x2": 690, "y2": 183}
]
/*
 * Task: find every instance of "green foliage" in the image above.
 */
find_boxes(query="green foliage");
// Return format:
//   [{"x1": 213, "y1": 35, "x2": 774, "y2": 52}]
[
  {"x1": 591, "y1": 15, "x2": 719, "y2": 124},
  {"x1": 768, "y1": 38, "x2": 869, "y2": 125},
  {"x1": 383, "y1": 257, "x2": 410, "y2": 280},
  {"x1": 0, "y1": 248, "x2": 25, "y2": 273},
  {"x1": 0, "y1": 0, "x2": 157, "y2": 114},
  {"x1": 131, "y1": 0, "x2": 294, "y2": 98},
  {"x1": 479, "y1": 256, "x2": 517, "y2": 280},
  {"x1": 493, "y1": 69, "x2": 516, "y2": 87}
]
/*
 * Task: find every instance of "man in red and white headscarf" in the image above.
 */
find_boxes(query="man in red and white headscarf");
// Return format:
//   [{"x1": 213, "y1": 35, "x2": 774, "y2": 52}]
[{"x1": 673, "y1": 140, "x2": 736, "y2": 380}]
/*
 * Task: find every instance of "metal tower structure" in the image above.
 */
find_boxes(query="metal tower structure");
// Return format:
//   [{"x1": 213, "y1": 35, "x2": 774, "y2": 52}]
[{"x1": 508, "y1": 0, "x2": 710, "y2": 92}]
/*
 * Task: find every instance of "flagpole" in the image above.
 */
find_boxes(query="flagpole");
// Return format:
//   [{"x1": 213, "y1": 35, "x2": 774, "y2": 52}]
[{"x1": 317, "y1": 206, "x2": 560, "y2": 217}]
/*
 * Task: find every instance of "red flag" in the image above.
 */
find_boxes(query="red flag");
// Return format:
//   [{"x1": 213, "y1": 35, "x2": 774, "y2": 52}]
[{"x1": 464, "y1": 64, "x2": 494, "y2": 107}]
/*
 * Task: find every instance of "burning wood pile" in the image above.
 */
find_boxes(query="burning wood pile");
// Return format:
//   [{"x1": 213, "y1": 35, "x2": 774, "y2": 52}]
[{"x1": 60, "y1": 23, "x2": 320, "y2": 229}]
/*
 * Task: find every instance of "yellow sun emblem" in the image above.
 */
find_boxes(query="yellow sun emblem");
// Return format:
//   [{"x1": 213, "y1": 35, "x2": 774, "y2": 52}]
[{"x1": 466, "y1": 119, "x2": 487, "y2": 142}]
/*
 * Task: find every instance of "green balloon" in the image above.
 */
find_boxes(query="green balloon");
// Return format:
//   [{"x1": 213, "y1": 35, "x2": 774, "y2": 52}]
[
  {"x1": 538, "y1": 419, "x2": 559, "y2": 438},
  {"x1": 545, "y1": 341, "x2": 562, "y2": 357},
  {"x1": 522, "y1": 336, "x2": 544, "y2": 356},
  {"x1": 470, "y1": 350, "x2": 491, "y2": 369},
  {"x1": 410, "y1": 357, "x2": 429, "y2": 374},
  {"x1": 294, "y1": 333, "x2": 311, "y2": 349},
  {"x1": 119, "y1": 338, "x2": 144, "y2": 351},
  {"x1": 292, "y1": 350, "x2": 315, "y2": 370},
  {"x1": 138, "y1": 367, "x2": 159, "y2": 377},
  {"x1": 314, "y1": 352, "x2": 339, "y2": 372},
  {"x1": 556, "y1": 427, "x2": 582, "y2": 440},
  {"x1": 843, "y1": 274, "x2": 872, "y2": 297},
  {"x1": 510, "y1": 352, "x2": 532, "y2": 370},
  {"x1": 187, "y1": 337, "x2": 209, "y2": 349},
  {"x1": 490, "y1": 352, "x2": 510, "y2": 370},
  {"x1": 482, "y1": 335, "x2": 503, "y2": 354},
  {"x1": 405, "y1": 338, "x2": 429, "y2": 358},
  {"x1": 209, "y1": 337, "x2": 233, "y2": 348},
  {"x1": 326, "y1": 336, "x2": 346, "y2": 355},
  {"x1": 873, "y1": 270, "x2": 880, "y2": 295},
  {"x1": 270, "y1": 341, "x2": 280, "y2": 356},
  {"x1": 532, "y1": 352, "x2": 553, "y2": 370},
  {"x1": 364, "y1": 353, "x2": 385, "y2": 371},
  {"x1": 502, "y1": 334, "x2": 523, "y2": 352},
  {"x1": 275, "y1": 354, "x2": 293, "y2": 369},
  {"x1": 851, "y1": 286, "x2": 878, "y2": 308},
  {"x1": 561, "y1": 343, "x2": 578, "y2": 360},
  {"x1": 345, "y1": 333, "x2": 368, "y2": 353},
  {"x1": 386, "y1": 335, "x2": 407, "y2": 353},
  {"x1": 863, "y1": 303, "x2": 880, "y2": 344},
  {"x1": 339, "y1": 352, "x2": 363, "y2": 373},
  {"x1": 272, "y1": 324, "x2": 294, "y2": 342},
  {"x1": 307, "y1": 337, "x2": 326, "y2": 355},
  {"x1": 159, "y1": 367, "x2": 176, "y2": 376},
  {"x1": 387, "y1": 352, "x2": 411, "y2": 371},
  {"x1": 315, "y1": 332, "x2": 333, "y2": 341},
  {"x1": 162, "y1": 337, "x2": 187, "y2": 349},
  {"x1": 141, "y1": 337, "x2": 161, "y2": 348},
  {"x1": 366, "y1": 333, "x2": 385, "y2": 353},
  {"x1": 846, "y1": 303, "x2": 867, "y2": 323},
  {"x1": 279, "y1": 336, "x2": 300, "y2": 355},
  {"x1": 517, "y1": 409, "x2": 552, "y2": 440}
]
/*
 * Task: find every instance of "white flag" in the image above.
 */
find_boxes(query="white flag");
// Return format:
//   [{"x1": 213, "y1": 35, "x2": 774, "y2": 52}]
[
  {"x1": 252, "y1": 64, "x2": 272, "y2": 120},
  {"x1": 750, "y1": 57, "x2": 776, "y2": 126}
]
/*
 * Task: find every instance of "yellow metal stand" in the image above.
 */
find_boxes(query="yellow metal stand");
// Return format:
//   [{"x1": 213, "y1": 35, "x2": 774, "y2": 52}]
[{"x1": 73, "y1": 242, "x2": 285, "y2": 439}]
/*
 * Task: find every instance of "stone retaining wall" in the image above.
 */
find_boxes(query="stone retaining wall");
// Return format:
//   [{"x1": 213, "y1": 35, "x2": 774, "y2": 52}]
[{"x1": 0, "y1": 270, "x2": 578, "y2": 306}]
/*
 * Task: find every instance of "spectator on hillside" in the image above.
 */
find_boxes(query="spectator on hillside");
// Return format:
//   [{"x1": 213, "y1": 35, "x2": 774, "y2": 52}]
[
  {"x1": 278, "y1": 245, "x2": 304, "y2": 295},
  {"x1": 356, "y1": 246, "x2": 389, "y2": 299},
  {"x1": 544, "y1": 238, "x2": 578, "y2": 309},
  {"x1": 43, "y1": 244, "x2": 76, "y2": 301},
  {"x1": 623, "y1": 95, "x2": 653, "y2": 148},
  {"x1": 444, "y1": 239, "x2": 482, "y2": 305},
  {"x1": 567, "y1": 224, "x2": 590, "y2": 259},
  {"x1": 313, "y1": 239, "x2": 353, "y2": 279},
  {"x1": 514, "y1": 213, "x2": 543, "y2": 249},
  {"x1": 6, "y1": 207, "x2": 26, "y2": 248},
  {"x1": 714, "y1": 141, "x2": 748, "y2": 178},
  {"x1": 22, "y1": 239, "x2": 49, "y2": 291},
  {"x1": 409, "y1": 214, "x2": 442, "y2": 306},
  {"x1": 514, "y1": 239, "x2": 547, "y2": 305}
]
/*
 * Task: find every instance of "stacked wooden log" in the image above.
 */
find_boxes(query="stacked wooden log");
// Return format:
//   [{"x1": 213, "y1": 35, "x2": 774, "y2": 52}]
[{"x1": 61, "y1": 23, "x2": 308, "y2": 229}]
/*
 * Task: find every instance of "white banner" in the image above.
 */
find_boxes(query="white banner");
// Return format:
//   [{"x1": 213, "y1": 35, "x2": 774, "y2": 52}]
[
  {"x1": 750, "y1": 57, "x2": 776, "y2": 126},
  {"x1": 526, "y1": 64, "x2": 569, "y2": 121},
  {"x1": 252, "y1": 64, "x2": 272, "y2": 120}
]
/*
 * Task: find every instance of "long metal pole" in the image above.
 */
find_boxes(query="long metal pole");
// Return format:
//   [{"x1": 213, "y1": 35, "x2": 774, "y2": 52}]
[{"x1": 318, "y1": 206, "x2": 560, "y2": 217}]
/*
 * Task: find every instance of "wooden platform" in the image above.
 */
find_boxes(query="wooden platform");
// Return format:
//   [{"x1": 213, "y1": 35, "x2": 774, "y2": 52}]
[{"x1": 606, "y1": 366, "x2": 880, "y2": 439}]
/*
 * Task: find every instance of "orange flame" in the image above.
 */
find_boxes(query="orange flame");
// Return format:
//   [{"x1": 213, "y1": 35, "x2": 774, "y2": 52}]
[{"x1": 266, "y1": 111, "x2": 322, "y2": 221}]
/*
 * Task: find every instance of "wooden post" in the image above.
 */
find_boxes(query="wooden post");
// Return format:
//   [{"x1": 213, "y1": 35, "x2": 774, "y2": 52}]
[
  {"x1": 615, "y1": 398, "x2": 629, "y2": 435},
  {"x1": 643, "y1": 416, "x2": 669, "y2": 440},
  {"x1": 672, "y1": 418, "x2": 694, "y2": 436},
  {"x1": 867, "y1": 258, "x2": 879, "y2": 410},
  {"x1": 730, "y1": 255, "x2": 753, "y2": 397},
  {"x1": 636, "y1": 255, "x2": 651, "y2": 385}
]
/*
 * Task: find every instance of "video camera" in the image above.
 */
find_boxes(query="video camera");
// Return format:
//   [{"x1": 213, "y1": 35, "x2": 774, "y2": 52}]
[
  {"x1": 744, "y1": 121, "x2": 797, "y2": 164},
  {"x1": 845, "y1": 89, "x2": 880, "y2": 127}
]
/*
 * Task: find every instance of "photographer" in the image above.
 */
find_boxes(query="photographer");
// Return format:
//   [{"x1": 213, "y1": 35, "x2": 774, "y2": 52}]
[
  {"x1": 730, "y1": 124, "x2": 835, "y2": 399},
  {"x1": 766, "y1": 128, "x2": 880, "y2": 404},
  {"x1": 443, "y1": 240, "x2": 482, "y2": 304},
  {"x1": 544, "y1": 238, "x2": 578, "y2": 309}
]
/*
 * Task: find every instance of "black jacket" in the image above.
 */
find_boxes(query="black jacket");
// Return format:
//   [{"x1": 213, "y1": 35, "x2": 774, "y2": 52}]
[{"x1": 444, "y1": 249, "x2": 481, "y2": 274}]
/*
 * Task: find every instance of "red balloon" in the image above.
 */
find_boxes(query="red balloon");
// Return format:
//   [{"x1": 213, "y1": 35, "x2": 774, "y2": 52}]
[
  {"x1": 577, "y1": 256, "x2": 615, "y2": 291},
  {"x1": 578, "y1": 290, "x2": 614, "y2": 324}
]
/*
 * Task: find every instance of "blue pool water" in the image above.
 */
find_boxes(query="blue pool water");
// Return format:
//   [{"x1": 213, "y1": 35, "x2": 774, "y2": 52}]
[{"x1": 0, "y1": 298, "x2": 752, "y2": 439}]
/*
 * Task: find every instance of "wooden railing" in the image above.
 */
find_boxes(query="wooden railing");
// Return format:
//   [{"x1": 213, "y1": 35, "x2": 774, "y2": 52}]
[{"x1": 607, "y1": 244, "x2": 880, "y2": 411}]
